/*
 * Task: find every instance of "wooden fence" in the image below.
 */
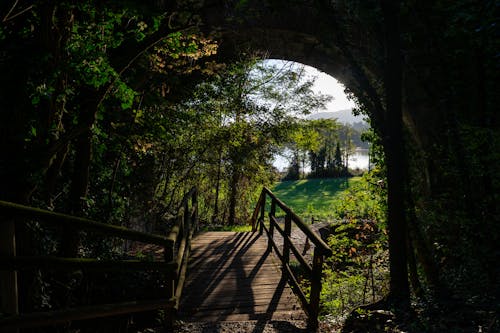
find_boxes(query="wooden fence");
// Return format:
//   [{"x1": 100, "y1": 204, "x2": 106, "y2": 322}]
[
  {"x1": 0, "y1": 187, "x2": 197, "y2": 330},
  {"x1": 251, "y1": 187, "x2": 332, "y2": 330}
]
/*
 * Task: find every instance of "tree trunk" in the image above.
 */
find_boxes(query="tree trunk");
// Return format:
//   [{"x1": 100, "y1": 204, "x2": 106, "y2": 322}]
[
  {"x1": 228, "y1": 168, "x2": 239, "y2": 225},
  {"x1": 407, "y1": 234, "x2": 424, "y2": 298},
  {"x1": 212, "y1": 152, "x2": 222, "y2": 224},
  {"x1": 381, "y1": 0, "x2": 410, "y2": 305},
  {"x1": 405, "y1": 188, "x2": 445, "y2": 298},
  {"x1": 59, "y1": 90, "x2": 99, "y2": 256},
  {"x1": 60, "y1": 130, "x2": 92, "y2": 257}
]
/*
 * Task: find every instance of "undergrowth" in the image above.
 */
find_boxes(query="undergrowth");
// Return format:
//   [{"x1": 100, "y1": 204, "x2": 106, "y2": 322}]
[{"x1": 319, "y1": 169, "x2": 389, "y2": 321}]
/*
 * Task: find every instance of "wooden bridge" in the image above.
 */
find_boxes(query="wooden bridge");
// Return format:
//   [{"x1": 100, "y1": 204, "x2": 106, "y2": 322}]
[
  {"x1": 179, "y1": 231, "x2": 305, "y2": 322},
  {"x1": 0, "y1": 187, "x2": 331, "y2": 331}
]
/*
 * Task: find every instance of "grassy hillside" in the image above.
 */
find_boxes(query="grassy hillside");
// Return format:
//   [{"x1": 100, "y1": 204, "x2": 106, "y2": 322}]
[{"x1": 271, "y1": 177, "x2": 361, "y2": 221}]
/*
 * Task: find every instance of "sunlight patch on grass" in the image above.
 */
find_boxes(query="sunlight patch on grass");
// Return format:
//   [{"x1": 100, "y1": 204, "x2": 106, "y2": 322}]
[{"x1": 271, "y1": 177, "x2": 361, "y2": 221}]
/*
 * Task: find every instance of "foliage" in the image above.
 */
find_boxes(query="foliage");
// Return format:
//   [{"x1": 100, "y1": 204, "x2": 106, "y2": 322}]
[
  {"x1": 321, "y1": 170, "x2": 389, "y2": 319},
  {"x1": 328, "y1": 168, "x2": 387, "y2": 225},
  {"x1": 178, "y1": 58, "x2": 331, "y2": 225},
  {"x1": 282, "y1": 118, "x2": 369, "y2": 179},
  {"x1": 279, "y1": 172, "x2": 389, "y2": 320},
  {"x1": 0, "y1": 0, "x2": 220, "y2": 318}
]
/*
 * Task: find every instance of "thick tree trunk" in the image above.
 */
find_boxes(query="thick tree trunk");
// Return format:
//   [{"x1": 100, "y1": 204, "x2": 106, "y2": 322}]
[{"x1": 381, "y1": 0, "x2": 410, "y2": 305}]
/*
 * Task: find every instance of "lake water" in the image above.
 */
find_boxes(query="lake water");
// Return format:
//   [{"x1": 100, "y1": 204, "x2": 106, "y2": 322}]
[
  {"x1": 348, "y1": 148, "x2": 369, "y2": 170},
  {"x1": 273, "y1": 147, "x2": 370, "y2": 172}
]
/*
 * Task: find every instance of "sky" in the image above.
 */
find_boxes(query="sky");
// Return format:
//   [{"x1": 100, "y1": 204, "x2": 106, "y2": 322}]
[
  {"x1": 304, "y1": 65, "x2": 357, "y2": 112},
  {"x1": 264, "y1": 59, "x2": 357, "y2": 113}
]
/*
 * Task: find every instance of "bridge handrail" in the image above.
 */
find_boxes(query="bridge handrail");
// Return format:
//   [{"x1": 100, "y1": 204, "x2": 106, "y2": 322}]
[
  {"x1": 0, "y1": 200, "x2": 174, "y2": 247},
  {"x1": 250, "y1": 187, "x2": 332, "y2": 330},
  {"x1": 260, "y1": 187, "x2": 331, "y2": 255},
  {"x1": 0, "y1": 187, "x2": 198, "y2": 330}
]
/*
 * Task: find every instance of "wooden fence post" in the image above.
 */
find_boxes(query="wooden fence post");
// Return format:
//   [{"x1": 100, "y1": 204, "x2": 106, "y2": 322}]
[
  {"x1": 259, "y1": 193, "x2": 265, "y2": 230},
  {"x1": 0, "y1": 216, "x2": 19, "y2": 333},
  {"x1": 164, "y1": 228, "x2": 176, "y2": 329},
  {"x1": 308, "y1": 247, "x2": 324, "y2": 330},
  {"x1": 192, "y1": 189, "x2": 198, "y2": 233},
  {"x1": 267, "y1": 199, "x2": 275, "y2": 251},
  {"x1": 283, "y1": 212, "x2": 291, "y2": 266},
  {"x1": 184, "y1": 200, "x2": 190, "y2": 238}
]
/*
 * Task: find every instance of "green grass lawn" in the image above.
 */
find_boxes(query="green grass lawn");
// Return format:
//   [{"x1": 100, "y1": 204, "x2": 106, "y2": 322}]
[{"x1": 270, "y1": 177, "x2": 361, "y2": 221}]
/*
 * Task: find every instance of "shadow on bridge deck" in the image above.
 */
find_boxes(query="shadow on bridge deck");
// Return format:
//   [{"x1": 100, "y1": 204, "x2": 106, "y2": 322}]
[{"x1": 178, "y1": 231, "x2": 306, "y2": 323}]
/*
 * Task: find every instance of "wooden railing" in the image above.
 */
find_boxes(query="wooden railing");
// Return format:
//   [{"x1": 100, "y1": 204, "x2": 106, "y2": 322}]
[
  {"x1": 251, "y1": 187, "x2": 332, "y2": 330},
  {"x1": 0, "y1": 187, "x2": 197, "y2": 330}
]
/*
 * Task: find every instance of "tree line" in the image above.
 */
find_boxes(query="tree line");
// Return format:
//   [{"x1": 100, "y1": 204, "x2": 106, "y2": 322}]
[{"x1": 283, "y1": 119, "x2": 368, "y2": 180}]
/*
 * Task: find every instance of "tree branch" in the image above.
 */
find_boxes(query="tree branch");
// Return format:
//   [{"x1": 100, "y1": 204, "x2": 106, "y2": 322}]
[{"x1": 3, "y1": 1, "x2": 33, "y2": 23}]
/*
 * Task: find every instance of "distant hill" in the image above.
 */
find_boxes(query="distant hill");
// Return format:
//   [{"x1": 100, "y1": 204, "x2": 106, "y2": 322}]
[{"x1": 308, "y1": 109, "x2": 368, "y2": 127}]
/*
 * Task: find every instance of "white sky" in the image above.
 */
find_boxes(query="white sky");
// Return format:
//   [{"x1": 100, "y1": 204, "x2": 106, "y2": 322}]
[
  {"x1": 263, "y1": 59, "x2": 356, "y2": 113},
  {"x1": 305, "y1": 65, "x2": 356, "y2": 112}
]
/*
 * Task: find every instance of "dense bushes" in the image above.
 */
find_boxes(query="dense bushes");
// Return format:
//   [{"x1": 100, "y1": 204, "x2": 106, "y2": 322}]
[{"x1": 320, "y1": 170, "x2": 389, "y2": 318}]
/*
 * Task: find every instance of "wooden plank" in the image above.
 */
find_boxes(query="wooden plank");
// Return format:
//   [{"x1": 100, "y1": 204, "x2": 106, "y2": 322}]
[
  {"x1": 184, "y1": 267, "x2": 281, "y2": 284},
  {"x1": 0, "y1": 256, "x2": 177, "y2": 272},
  {"x1": 189, "y1": 286, "x2": 297, "y2": 298},
  {"x1": 183, "y1": 303, "x2": 303, "y2": 318},
  {"x1": 179, "y1": 231, "x2": 305, "y2": 323},
  {"x1": 186, "y1": 309, "x2": 307, "y2": 322},
  {"x1": 193, "y1": 300, "x2": 302, "y2": 312},
  {"x1": 183, "y1": 291, "x2": 298, "y2": 306},
  {"x1": 0, "y1": 216, "x2": 18, "y2": 333},
  {"x1": 183, "y1": 299, "x2": 300, "y2": 312},
  {"x1": 189, "y1": 254, "x2": 276, "y2": 262},
  {"x1": 0, "y1": 298, "x2": 175, "y2": 329},
  {"x1": 0, "y1": 201, "x2": 173, "y2": 247},
  {"x1": 182, "y1": 281, "x2": 288, "y2": 294},
  {"x1": 185, "y1": 268, "x2": 280, "y2": 277},
  {"x1": 189, "y1": 250, "x2": 269, "y2": 257},
  {"x1": 185, "y1": 269, "x2": 281, "y2": 279}
]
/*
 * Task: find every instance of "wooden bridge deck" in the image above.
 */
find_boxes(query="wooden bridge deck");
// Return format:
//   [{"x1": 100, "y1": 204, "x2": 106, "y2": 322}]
[{"x1": 178, "y1": 231, "x2": 306, "y2": 322}]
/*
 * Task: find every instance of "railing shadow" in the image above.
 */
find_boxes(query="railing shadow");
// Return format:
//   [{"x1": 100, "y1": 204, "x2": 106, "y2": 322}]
[
  {"x1": 180, "y1": 232, "x2": 261, "y2": 319},
  {"x1": 180, "y1": 230, "x2": 307, "y2": 323}
]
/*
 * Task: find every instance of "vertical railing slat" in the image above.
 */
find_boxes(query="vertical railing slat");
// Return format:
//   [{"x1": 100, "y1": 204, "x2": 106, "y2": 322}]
[
  {"x1": 283, "y1": 211, "x2": 291, "y2": 266},
  {"x1": 250, "y1": 187, "x2": 331, "y2": 332},
  {"x1": 268, "y1": 198, "x2": 275, "y2": 252},
  {"x1": 0, "y1": 215, "x2": 19, "y2": 333},
  {"x1": 259, "y1": 192, "x2": 265, "y2": 231},
  {"x1": 309, "y1": 247, "x2": 324, "y2": 330},
  {"x1": 192, "y1": 189, "x2": 198, "y2": 234}
]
